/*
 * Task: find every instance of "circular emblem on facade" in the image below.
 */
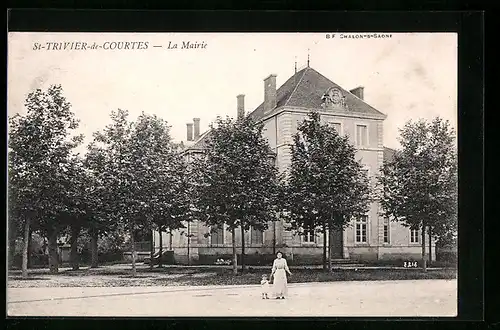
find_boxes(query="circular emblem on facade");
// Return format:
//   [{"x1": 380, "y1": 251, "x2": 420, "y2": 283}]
[
  {"x1": 322, "y1": 87, "x2": 347, "y2": 109},
  {"x1": 329, "y1": 88, "x2": 343, "y2": 105}
]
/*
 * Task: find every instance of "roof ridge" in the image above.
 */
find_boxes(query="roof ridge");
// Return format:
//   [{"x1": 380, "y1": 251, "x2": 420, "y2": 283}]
[{"x1": 283, "y1": 67, "x2": 308, "y2": 107}]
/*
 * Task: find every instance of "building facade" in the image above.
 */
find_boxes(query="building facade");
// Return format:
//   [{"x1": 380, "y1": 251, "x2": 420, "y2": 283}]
[{"x1": 153, "y1": 66, "x2": 435, "y2": 264}]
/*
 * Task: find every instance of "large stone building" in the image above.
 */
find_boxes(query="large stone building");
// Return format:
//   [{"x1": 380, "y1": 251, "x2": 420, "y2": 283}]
[{"x1": 152, "y1": 65, "x2": 435, "y2": 264}]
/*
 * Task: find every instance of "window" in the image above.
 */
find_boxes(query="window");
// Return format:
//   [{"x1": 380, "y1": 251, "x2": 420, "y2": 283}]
[
  {"x1": 356, "y1": 124, "x2": 368, "y2": 147},
  {"x1": 383, "y1": 218, "x2": 390, "y2": 244},
  {"x1": 303, "y1": 228, "x2": 315, "y2": 243},
  {"x1": 410, "y1": 229, "x2": 420, "y2": 243},
  {"x1": 355, "y1": 215, "x2": 368, "y2": 243},
  {"x1": 211, "y1": 225, "x2": 224, "y2": 245},
  {"x1": 250, "y1": 226, "x2": 263, "y2": 245}
]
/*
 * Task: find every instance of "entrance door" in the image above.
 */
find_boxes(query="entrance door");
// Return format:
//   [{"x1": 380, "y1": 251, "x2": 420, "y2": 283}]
[{"x1": 328, "y1": 227, "x2": 343, "y2": 259}]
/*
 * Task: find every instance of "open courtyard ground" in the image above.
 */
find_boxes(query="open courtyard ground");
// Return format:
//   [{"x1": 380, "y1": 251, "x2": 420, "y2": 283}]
[
  {"x1": 7, "y1": 279, "x2": 457, "y2": 317},
  {"x1": 7, "y1": 264, "x2": 457, "y2": 317}
]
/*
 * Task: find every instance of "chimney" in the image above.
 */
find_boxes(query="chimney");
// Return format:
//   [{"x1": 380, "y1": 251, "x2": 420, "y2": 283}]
[
  {"x1": 186, "y1": 123, "x2": 193, "y2": 141},
  {"x1": 193, "y1": 118, "x2": 200, "y2": 140},
  {"x1": 264, "y1": 74, "x2": 277, "y2": 113},
  {"x1": 237, "y1": 94, "x2": 245, "y2": 119},
  {"x1": 350, "y1": 86, "x2": 364, "y2": 100}
]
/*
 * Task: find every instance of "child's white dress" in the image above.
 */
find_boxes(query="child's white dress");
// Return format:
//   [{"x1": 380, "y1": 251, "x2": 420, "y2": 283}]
[{"x1": 261, "y1": 279, "x2": 269, "y2": 296}]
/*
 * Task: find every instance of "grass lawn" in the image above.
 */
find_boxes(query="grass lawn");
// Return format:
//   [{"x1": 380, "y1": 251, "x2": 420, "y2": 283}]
[{"x1": 7, "y1": 264, "x2": 457, "y2": 288}]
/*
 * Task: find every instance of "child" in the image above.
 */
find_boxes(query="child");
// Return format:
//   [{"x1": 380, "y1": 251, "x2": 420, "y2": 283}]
[{"x1": 260, "y1": 274, "x2": 270, "y2": 299}]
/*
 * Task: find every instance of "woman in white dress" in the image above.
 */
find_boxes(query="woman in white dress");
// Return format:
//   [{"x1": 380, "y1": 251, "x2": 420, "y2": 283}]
[{"x1": 270, "y1": 252, "x2": 292, "y2": 299}]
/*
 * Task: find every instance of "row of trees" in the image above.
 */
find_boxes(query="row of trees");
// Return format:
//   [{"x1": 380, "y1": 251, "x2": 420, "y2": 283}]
[
  {"x1": 8, "y1": 86, "x2": 191, "y2": 277},
  {"x1": 8, "y1": 85, "x2": 457, "y2": 278}
]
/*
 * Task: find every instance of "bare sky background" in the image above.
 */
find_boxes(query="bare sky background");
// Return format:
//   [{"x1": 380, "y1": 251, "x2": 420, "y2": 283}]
[{"x1": 8, "y1": 32, "x2": 457, "y2": 152}]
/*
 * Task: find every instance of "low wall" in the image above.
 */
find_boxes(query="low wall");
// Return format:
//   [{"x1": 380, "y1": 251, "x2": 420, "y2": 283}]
[
  {"x1": 163, "y1": 245, "x2": 439, "y2": 265},
  {"x1": 196, "y1": 246, "x2": 330, "y2": 266},
  {"x1": 378, "y1": 246, "x2": 434, "y2": 261},
  {"x1": 123, "y1": 252, "x2": 150, "y2": 262},
  {"x1": 197, "y1": 253, "x2": 276, "y2": 266},
  {"x1": 346, "y1": 246, "x2": 379, "y2": 261}
]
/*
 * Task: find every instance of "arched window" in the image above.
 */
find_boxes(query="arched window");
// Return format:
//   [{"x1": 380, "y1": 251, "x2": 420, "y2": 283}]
[{"x1": 355, "y1": 215, "x2": 368, "y2": 243}]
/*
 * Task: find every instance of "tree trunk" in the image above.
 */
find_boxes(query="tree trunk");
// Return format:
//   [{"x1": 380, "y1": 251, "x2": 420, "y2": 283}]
[
  {"x1": 27, "y1": 228, "x2": 32, "y2": 269},
  {"x1": 272, "y1": 221, "x2": 276, "y2": 255},
  {"x1": 90, "y1": 228, "x2": 99, "y2": 268},
  {"x1": 428, "y1": 226, "x2": 432, "y2": 266},
  {"x1": 8, "y1": 217, "x2": 17, "y2": 270},
  {"x1": 22, "y1": 218, "x2": 30, "y2": 278},
  {"x1": 187, "y1": 225, "x2": 191, "y2": 266},
  {"x1": 169, "y1": 229, "x2": 173, "y2": 250},
  {"x1": 240, "y1": 225, "x2": 246, "y2": 272},
  {"x1": 8, "y1": 233, "x2": 16, "y2": 270},
  {"x1": 158, "y1": 226, "x2": 163, "y2": 268},
  {"x1": 421, "y1": 224, "x2": 427, "y2": 272},
  {"x1": 70, "y1": 225, "x2": 80, "y2": 270},
  {"x1": 232, "y1": 228, "x2": 238, "y2": 275},
  {"x1": 130, "y1": 228, "x2": 137, "y2": 276},
  {"x1": 322, "y1": 223, "x2": 327, "y2": 271},
  {"x1": 328, "y1": 225, "x2": 334, "y2": 272},
  {"x1": 47, "y1": 229, "x2": 59, "y2": 274},
  {"x1": 149, "y1": 228, "x2": 154, "y2": 270}
]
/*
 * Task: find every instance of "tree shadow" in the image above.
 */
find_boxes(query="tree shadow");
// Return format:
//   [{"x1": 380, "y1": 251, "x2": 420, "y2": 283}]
[{"x1": 9, "y1": 276, "x2": 50, "y2": 281}]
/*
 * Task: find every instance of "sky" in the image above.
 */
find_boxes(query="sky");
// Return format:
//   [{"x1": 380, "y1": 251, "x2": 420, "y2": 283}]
[{"x1": 7, "y1": 32, "x2": 457, "y2": 152}]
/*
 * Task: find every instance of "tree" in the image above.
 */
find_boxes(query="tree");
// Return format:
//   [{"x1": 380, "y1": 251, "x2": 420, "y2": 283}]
[
  {"x1": 161, "y1": 148, "x2": 192, "y2": 267},
  {"x1": 192, "y1": 116, "x2": 280, "y2": 274},
  {"x1": 62, "y1": 154, "x2": 88, "y2": 271},
  {"x1": 82, "y1": 143, "x2": 118, "y2": 268},
  {"x1": 126, "y1": 113, "x2": 189, "y2": 268},
  {"x1": 285, "y1": 111, "x2": 371, "y2": 271},
  {"x1": 8, "y1": 85, "x2": 83, "y2": 276},
  {"x1": 93, "y1": 109, "x2": 144, "y2": 275},
  {"x1": 93, "y1": 110, "x2": 189, "y2": 275},
  {"x1": 378, "y1": 117, "x2": 457, "y2": 271}
]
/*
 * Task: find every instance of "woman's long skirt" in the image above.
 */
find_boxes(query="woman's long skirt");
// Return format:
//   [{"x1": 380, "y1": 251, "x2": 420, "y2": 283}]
[{"x1": 273, "y1": 269, "x2": 288, "y2": 297}]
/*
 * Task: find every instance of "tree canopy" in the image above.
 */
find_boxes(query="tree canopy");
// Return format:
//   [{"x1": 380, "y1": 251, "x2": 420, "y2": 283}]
[
  {"x1": 286, "y1": 111, "x2": 371, "y2": 231},
  {"x1": 378, "y1": 117, "x2": 457, "y2": 238}
]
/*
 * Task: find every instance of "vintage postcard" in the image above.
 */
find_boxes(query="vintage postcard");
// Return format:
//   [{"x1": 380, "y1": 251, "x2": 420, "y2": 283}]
[{"x1": 7, "y1": 32, "x2": 458, "y2": 317}]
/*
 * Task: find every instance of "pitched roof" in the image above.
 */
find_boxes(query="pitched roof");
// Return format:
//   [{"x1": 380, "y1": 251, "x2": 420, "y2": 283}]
[
  {"x1": 189, "y1": 66, "x2": 385, "y2": 150},
  {"x1": 249, "y1": 66, "x2": 386, "y2": 120}
]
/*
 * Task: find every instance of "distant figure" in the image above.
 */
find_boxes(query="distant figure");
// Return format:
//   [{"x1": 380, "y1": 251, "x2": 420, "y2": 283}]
[
  {"x1": 260, "y1": 274, "x2": 270, "y2": 299},
  {"x1": 270, "y1": 251, "x2": 292, "y2": 299}
]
